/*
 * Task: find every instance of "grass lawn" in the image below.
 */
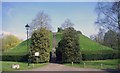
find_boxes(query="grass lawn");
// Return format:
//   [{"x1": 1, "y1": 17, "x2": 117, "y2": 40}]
[
  {"x1": 64, "y1": 59, "x2": 119, "y2": 69},
  {"x1": 1, "y1": 61, "x2": 47, "y2": 71}
]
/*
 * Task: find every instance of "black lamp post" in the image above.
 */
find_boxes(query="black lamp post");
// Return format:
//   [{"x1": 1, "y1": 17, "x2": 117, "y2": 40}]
[{"x1": 25, "y1": 24, "x2": 30, "y2": 67}]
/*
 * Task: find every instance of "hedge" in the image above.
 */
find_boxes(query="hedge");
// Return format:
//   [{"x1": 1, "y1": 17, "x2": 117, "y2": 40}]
[
  {"x1": 1, "y1": 50, "x2": 119, "y2": 62},
  {"x1": 81, "y1": 50, "x2": 120, "y2": 60},
  {"x1": 1, "y1": 54, "x2": 28, "y2": 62}
]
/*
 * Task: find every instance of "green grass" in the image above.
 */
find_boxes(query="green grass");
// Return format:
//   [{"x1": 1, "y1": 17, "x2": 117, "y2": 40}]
[
  {"x1": 1, "y1": 61, "x2": 47, "y2": 71},
  {"x1": 55, "y1": 32, "x2": 62, "y2": 44},
  {"x1": 64, "y1": 59, "x2": 119, "y2": 69},
  {"x1": 3, "y1": 40, "x2": 28, "y2": 55},
  {"x1": 55, "y1": 33, "x2": 113, "y2": 51},
  {"x1": 79, "y1": 34, "x2": 112, "y2": 51},
  {"x1": 2, "y1": 32, "x2": 52, "y2": 71}
]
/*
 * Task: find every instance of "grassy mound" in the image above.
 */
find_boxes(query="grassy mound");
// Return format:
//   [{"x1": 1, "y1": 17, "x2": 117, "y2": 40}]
[
  {"x1": 55, "y1": 32, "x2": 113, "y2": 51},
  {"x1": 3, "y1": 32, "x2": 53, "y2": 55},
  {"x1": 3, "y1": 32, "x2": 113, "y2": 56},
  {"x1": 79, "y1": 34, "x2": 112, "y2": 51},
  {"x1": 3, "y1": 40, "x2": 28, "y2": 55}
]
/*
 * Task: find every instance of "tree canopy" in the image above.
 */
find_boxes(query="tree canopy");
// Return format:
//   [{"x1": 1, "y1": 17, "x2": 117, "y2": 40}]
[
  {"x1": 30, "y1": 28, "x2": 50, "y2": 63},
  {"x1": 2, "y1": 34, "x2": 21, "y2": 51},
  {"x1": 56, "y1": 27, "x2": 82, "y2": 63},
  {"x1": 104, "y1": 30, "x2": 118, "y2": 50}
]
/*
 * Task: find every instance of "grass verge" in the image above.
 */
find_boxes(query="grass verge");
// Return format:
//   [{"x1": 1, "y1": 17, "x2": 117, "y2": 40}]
[
  {"x1": 64, "y1": 59, "x2": 119, "y2": 69},
  {"x1": 1, "y1": 61, "x2": 47, "y2": 71}
]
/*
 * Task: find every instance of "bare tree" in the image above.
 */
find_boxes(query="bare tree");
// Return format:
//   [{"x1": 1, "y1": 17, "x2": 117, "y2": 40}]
[
  {"x1": 97, "y1": 28, "x2": 105, "y2": 44},
  {"x1": 61, "y1": 19, "x2": 74, "y2": 29},
  {"x1": 29, "y1": 11, "x2": 52, "y2": 33},
  {"x1": 90, "y1": 34, "x2": 96, "y2": 41},
  {"x1": 90, "y1": 28, "x2": 105, "y2": 44},
  {"x1": 95, "y1": 2, "x2": 120, "y2": 50},
  {"x1": 104, "y1": 30, "x2": 118, "y2": 50},
  {"x1": 95, "y1": 2, "x2": 120, "y2": 32}
]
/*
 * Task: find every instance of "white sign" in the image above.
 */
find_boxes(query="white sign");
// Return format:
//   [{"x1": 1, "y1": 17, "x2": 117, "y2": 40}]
[{"x1": 35, "y1": 52, "x2": 39, "y2": 56}]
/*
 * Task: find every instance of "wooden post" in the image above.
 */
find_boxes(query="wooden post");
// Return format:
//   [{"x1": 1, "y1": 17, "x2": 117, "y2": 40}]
[
  {"x1": 72, "y1": 62, "x2": 73, "y2": 66},
  {"x1": 37, "y1": 57, "x2": 39, "y2": 63},
  {"x1": 101, "y1": 63, "x2": 103, "y2": 69},
  {"x1": 83, "y1": 62, "x2": 85, "y2": 68},
  {"x1": 32, "y1": 63, "x2": 34, "y2": 68},
  {"x1": 118, "y1": 64, "x2": 120, "y2": 70}
]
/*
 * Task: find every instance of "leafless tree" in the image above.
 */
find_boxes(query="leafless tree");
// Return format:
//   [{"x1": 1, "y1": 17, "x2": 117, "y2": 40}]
[
  {"x1": 29, "y1": 11, "x2": 52, "y2": 34},
  {"x1": 61, "y1": 19, "x2": 74, "y2": 29},
  {"x1": 95, "y1": 1, "x2": 120, "y2": 50},
  {"x1": 95, "y1": 2, "x2": 120, "y2": 32},
  {"x1": 90, "y1": 28, "x2": 105, "y2": 44}
]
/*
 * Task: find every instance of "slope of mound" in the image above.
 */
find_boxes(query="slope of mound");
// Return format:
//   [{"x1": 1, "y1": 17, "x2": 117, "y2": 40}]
[
  {"x1": 79, "y1": 34, "x2": 112, "y2": 51},
  {"x1": 3, "y1": 32, "x2": 53, "y2": 55},
  {"x1": 3, "y1": 39, "x2": 28, "y2": 55},
  {"x1": 55, "y1": 33, "x2": 113, "y2": 51}
]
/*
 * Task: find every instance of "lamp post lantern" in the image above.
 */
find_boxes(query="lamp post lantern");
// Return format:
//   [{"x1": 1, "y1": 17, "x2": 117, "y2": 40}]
[{"x1": 25, "y1": 24, "x2": 30, "y2": 67}]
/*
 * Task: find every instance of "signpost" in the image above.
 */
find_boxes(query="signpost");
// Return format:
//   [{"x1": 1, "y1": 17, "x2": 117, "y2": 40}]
[
  {"x1": 35, "y1": 52, "x2": 39, "y2": 63},
  {"x1": 35, "y1": 52, "x2": 39, "y2": 57}
]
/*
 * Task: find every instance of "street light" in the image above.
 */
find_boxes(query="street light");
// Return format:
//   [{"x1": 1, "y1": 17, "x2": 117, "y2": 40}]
[{"x1": 25, "y1": 24, "x2": 30, "y2": 67}]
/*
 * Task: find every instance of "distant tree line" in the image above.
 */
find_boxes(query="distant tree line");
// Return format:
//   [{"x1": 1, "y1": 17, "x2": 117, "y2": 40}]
[{"x1": 90, "y1": 29, "x2": 119, "y2": 50}]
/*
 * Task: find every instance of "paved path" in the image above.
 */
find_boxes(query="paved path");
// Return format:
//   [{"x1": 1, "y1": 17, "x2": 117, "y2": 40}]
[{"x1": 26, "y1": 63, "x2": 104, "y2": 71}]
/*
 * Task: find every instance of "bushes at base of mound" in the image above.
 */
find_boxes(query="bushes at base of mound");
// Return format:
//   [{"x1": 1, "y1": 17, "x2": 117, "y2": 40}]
[
  {"x1": 2, "y1": 54, "x2": 28, "y2": 62},
  {"x1": 56, "y1": 28, "x2": 82, "y2": 63},
  {"x1": 82, "y1": 50, "x2": 120, "y2": 60}
]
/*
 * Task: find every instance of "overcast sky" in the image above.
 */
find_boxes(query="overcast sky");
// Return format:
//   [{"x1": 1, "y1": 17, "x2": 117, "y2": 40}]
[{"x1": 2, "y1": 2, "x2": 100, "y2": 40}]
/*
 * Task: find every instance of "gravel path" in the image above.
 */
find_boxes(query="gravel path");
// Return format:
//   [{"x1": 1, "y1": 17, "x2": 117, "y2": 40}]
[{"x1": 26, "y1": 63, "x2": 104, "y2": 71}]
